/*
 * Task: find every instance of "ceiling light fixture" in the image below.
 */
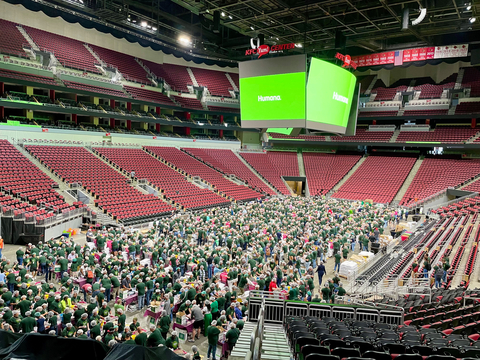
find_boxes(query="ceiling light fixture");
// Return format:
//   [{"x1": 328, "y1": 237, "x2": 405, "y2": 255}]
[
  {"x1": 141, "y1": 21, "x2": 147, "y2": 27},
  {"x1": 295, "y1": 43, "x2": 303, "y2": 48},
  {"x1": 179, "y1": 35, "x2": 192, "y2": 46},
  {"x1": 221, "y1": 12, "x2": 225, "y2": 16},
  {"x1": 152, "y1": 27, "x2": 157, "y2": 31},
  {"x1": 250, "y1": 26, "x2": 255, "y2": 30},
  {"x1": 470, "y1": 16, "x2": 476, "y2": 22},
  {"x1": 228, "y1": 15, "x2": 233, "y2": 19}
]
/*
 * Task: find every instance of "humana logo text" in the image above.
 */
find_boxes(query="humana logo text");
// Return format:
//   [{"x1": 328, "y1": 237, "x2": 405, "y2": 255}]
[
  {"x1": 258, "y1": 95, "x2": 282, "y2": 101},
  {"x1": 333, "y1": 92, "x2": 348, "y2": 104}
]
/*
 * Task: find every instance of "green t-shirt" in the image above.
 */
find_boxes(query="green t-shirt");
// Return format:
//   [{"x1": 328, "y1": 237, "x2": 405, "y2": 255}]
[{"x1": 207, "y1": 325, "x2": 221, "y2": 345}]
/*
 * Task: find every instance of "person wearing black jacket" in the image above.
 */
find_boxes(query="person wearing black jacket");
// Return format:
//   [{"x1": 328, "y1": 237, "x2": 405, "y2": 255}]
[{"x1": 316, "y1": 262, "x2": 326, "y2": 287}]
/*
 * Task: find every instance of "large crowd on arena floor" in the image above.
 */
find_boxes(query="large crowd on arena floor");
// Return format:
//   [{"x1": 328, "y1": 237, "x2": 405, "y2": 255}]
[{"x1": 0, "y1": 197, "x2": 402, "y2": 359}]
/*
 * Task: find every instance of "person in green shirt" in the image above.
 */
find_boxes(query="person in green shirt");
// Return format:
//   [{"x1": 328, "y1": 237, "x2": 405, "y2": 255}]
[
  {"x1": 165, "y1": 331, "x2": 179, "y2": 350},
  {"x1": 226, "y1": 323, "x2": 240, "y2": 352},
  {"x1": 16, "y1": 248, "x2": 24, "y2": 266},
  {"x1": 158, "y1": 310, "x2": 171, "y2": 340},
  {"x1": 90, "y1": 320, "x2": 101, "y2": 339},
  {"x1": 136, "y1": 280, "x2": 146, "y2": 310},
  {"x1": 134, "y1": 328, "x2": 147, "y2": 346},
  {"x1": 342, "y1": 246, "x2": 349, "y2": 260},
  {"x1": 147, "y1": 324, "x2": 166, "y2": 347},
  {"x1": 337, "y1": 282, "x2": 346, "y2": 297},
  {"x1": 207, "y1": 320, "x2": 221, "y2": 360},
  {"x1": 334, "y1": 253, "x2": 341, "y2": 273},
  {"x1": 61, "y1": 323, "x2": 76, "y2": 338},
  {"x1": 321, "y1": 284, "x2": 331, "y2": 303},
  {"x1": 20, "y1": 311, "x2": 36, "y2": 333}
]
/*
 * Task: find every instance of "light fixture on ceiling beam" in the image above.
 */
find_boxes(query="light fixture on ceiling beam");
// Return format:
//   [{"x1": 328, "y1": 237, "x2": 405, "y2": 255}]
[{"x1": 470, "y1": 17, "x2": 477, "y2": 23}]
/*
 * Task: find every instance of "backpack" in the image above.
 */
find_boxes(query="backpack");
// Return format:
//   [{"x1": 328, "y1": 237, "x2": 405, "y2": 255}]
[
  {"x1": 266, "y1": 247, "x2": 271, "y2": 256},
  {"x1": 87, "y1": 270, "x2": 94, "y2": 279}
]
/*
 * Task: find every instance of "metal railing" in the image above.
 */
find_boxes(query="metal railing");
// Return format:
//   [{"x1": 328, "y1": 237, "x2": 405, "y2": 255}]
[{"x1": 248, "y1": 290, "x2": 404, "y2": 325}]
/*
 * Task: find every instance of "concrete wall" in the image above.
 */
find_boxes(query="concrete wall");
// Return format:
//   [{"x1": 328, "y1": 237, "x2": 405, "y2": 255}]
[
  {"x1": 0, "y1": 1, "x2": 237, "y2": 73},
  {"x1": 0, "y1": 125, "x2": 241, "y2": 150}
]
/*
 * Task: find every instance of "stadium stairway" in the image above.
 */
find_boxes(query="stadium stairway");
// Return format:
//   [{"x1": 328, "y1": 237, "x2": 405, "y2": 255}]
[
  {"x1": 233, "y1": 152, "x2": 280, "y2": 195},
  {"x1": 327, "y1": 155, "x2": 367, "y2": 196},
  {"x1": 14, "y1": 144, "x2": 74, "y2": 205},
  {"x1": 297, "y1": 152, "x2": 306, "y2": 177},
  {"x1": 467, "y1": 131, "x2": 480, "y2": 144},
  {"x1": 451, "y1": 219, "x2": 480, "y2": 287},
  {"x1": 393, "y1": 157, "x2": 424, "y2": 203},
  {"x1": 225, "y1": 73, "x2": 239, "y2": 92},
  {"x1": 390, "y1": 129, "x2": 401, "y2": 142}
]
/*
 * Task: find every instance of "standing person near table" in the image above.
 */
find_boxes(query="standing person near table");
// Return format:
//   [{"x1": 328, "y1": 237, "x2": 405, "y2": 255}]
[
  {"x1": 136, "y1": 279, "x2": 146, "y2": 310},
  {"x1": 210, "y1": 297, "x2": 219, "y2": 321},
  {"x1": 110, "y1": 274, "x2": 121, "y2": 301},
  {"x1": 226, "y1": 323, "x2": 240, "y2": 354},
  {"x1": 207, "y1": 320, "x2": 221, "y2": 360},
  {"x1": 333, "y1": 252, "x2": 341, "y2": 273},
  {"x1": 190, "y1": 304, "x2": 204, "y2": 341},
  {"x1": 158, "y1": 310, "x2": 171, "y2": 340}
]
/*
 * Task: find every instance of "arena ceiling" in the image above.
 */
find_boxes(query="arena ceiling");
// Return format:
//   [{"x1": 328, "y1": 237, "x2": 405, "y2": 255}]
[{"x1": 33, "y1": 0, "x2": 480, "y2": 61}]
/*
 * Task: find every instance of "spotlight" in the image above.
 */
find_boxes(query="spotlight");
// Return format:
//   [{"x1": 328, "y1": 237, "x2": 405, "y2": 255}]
[
  {"x1": 228, "y1": 15, "x2": 233, "y2": 19},
  {"x1": 152, "y1": 27, "x2": 157, "y2": 31},
  {"x1": 221, "y1": 11, "x2": 225, "y2": 17},
  {"x1": 141, "y1": 21, "x2": 147, "y2": 27},
  {"x1": 179, "y1": 35, "x2": 192, "y2": 46},
  {"x1": 206, "y1": 9, "x2": 210, "y2": 13},
  {"x1": 470, "y1": 17, "x2": 476, "y2": 23},
  {"x1": 466, "y1": 3, "x2": 472, "y2": 10},
  {"x1": 295, "y1": 43, "x2": 303, "y2": 48},
  {"x1": 250, "y1": 26, "x2": 255, "y2": 30}
]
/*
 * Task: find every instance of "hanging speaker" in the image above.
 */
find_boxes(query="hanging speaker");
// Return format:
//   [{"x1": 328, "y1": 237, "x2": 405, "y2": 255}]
[
  {"x1": 213, "y1": 11, "x2": 220, "y2": 33},
  {"x1": 335, "y1": 31, "x2": 346, "y2": 50},
  {"x1": 402, "y1": 8, "x2": 410, "y2": 30},
  {"x1": 258, "y1": 34, "x2": 265, "y2": 45}
]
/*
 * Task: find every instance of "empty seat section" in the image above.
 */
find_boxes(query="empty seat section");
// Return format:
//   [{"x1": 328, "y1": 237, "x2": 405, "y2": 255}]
[
  {"x1": 372, "y1": 86, "x2": 407, "y2": 101},
  {"x1": 207, "y1": 106, "x2": 239, "y2": 113},
  {"x1": 89, "y1": 45, "x2": 149, "y2": 83},
  {"x1": 0, "y1": 140, "x2": 68, "y2": 215},
  {"x1": 0, "y1": 19, "x2": 28, "y2": 57},
  {"x1": 303, "y1": 153, "x2": 361, "y2": 196},
  {"x1": 396, "y1": 127, "x2": 479, "y2": 143},
  {"x1": 64, "y1": 81, "x2": 128, "y2": 98},
  {"x1": 190, "y1": 68, "x2": 232, "y2": 97},
  {"x1": 25, "y1": 145, "x2": 174, "y2": 222},
  {"x1": 402, "y1": 109, "x2": 449, "y2": 116},
  {"x1": 456, "y1": 101, "x2": 480, "y2": 114},
  {"x1": 0, "y1": 68, "x2": 57, "y2": 86},
  {"x1": 400, "y1": 158, "x2": 480, "y2": 206},
  {"x1": 23, "y1": 26, "x2": 99, "y2": 73},
  {"x1": 332, "y1": 156, "x2": 416, "y2": 203},
  {"x1": 94, "y1": 148, "x2": 229, "y2": 210},
  {"x1": 144, "y1": 147, "x2": 262, "y2": 201},
  {"x1": 359, "y1": 111, "x2": 398, "y2": 117},
  {"x1": 182, "y1": 148, "x2": 276, "y2": 195},
  {"x1": 462, "y1": 67, "x2": 480, "y2": 97},
  {"x1": 124, "y1": 85, "x2": 174, "y2": 105},
  {"x1": 173, "y1": 96, "x2": 204, "y2": 110},
  {"x1": 331, "y1": 128, "x2": 393, "y2": 142},
  {"x1": 141, "y1": 61, "x2": 191, "y2": 92},
  {"x1": 240, "y1": 152, "x2": 299, "y2": 195},
  {"x1": 268, "y1": 133, "x2": 326, "y2": 141}
]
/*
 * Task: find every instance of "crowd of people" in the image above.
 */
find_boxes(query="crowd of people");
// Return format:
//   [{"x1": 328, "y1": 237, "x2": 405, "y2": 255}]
[{"x1": 0, "y1": 197, "x2": 396, "y2": 359}]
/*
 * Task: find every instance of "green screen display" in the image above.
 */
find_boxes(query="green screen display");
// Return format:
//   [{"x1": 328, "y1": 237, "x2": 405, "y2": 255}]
[
  {"x1": 240, "y1": 72, "x2": 305, "y2": 124},
  {"x1": 306, "y1": 58, "x2": 356, "y2": 132}
]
